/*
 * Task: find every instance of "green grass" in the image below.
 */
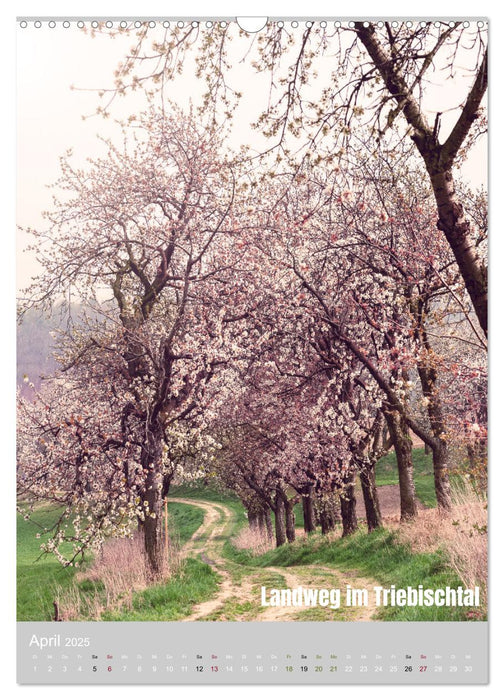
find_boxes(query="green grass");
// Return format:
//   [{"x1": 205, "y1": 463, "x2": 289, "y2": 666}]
[
  {"x1": 224, "y1": 527, "x2": 478, "y2": 621},
  {"x1": 199, "y1": 569, "x2": 287, "y2": 621},
  {"x1": 172, "y1": 483, "x2": 483, "y2": 622},
  {"x1": 19, "y1": 479, "x2": 482, "y2": 623},
  {"x1": 17, "y1": 506, "x2": 89, "y2": 621},
  {"x1": 170, "y1": 481, "x2": 248, "y2": 536},
  {"x1": 17, "y1": 500, "x2": 208, "y2": 621},
  {"x1": 170, "y1": 481, "x2": 248, "y2": 547},
  {"x1": 171, "y1": 481, "x2": 247, "y2": 521},
  {"x1": 166, "y1": 501, "x2": 205, "y2": 545},
  {"x1": 376, "y1": 447, "x2": 437, "y2": 507},
  {"x1": 102, "y1": 558, "x2": 219, "y2": 621}
]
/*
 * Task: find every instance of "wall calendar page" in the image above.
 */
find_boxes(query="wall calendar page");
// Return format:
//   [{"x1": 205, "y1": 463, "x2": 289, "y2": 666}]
[{"x1": 16, "y1": 14, "x2": 488, "y2": 687}]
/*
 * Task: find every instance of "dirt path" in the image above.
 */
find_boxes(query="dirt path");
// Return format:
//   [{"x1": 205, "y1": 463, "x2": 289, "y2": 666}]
[
  {"x1": 169, "y1": 497, "x2": 381, "y2": 622},
  {"x1": 169, "y1": 498, "x2": 239, "y2": 621}
]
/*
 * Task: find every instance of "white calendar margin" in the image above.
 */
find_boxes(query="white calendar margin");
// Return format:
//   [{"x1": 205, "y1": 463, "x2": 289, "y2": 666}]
[{"x1": 4, "y1": 1, "x2": 502, "y2": 698}]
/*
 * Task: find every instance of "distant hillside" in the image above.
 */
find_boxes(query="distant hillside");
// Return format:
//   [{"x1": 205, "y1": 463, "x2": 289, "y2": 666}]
[
  {"x1": 16, "y1": 308, "x2": 58, "y2": 396},
  {"x1": 16, "y1": 303, "x2": 111, "y2": 397}
]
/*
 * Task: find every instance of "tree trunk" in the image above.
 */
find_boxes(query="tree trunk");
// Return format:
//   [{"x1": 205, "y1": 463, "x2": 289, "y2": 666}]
[
  {"x1": 319, "y1": 510, "x2": 332, "y2": 535},
  {"x1": 359, "y1": 460, "x2": 382, "y2": 531},
  {"x1": 340, "y1": 471, "x2": 358, "y2": 537},
  {"x1": 248, "y1": 512, "x2": 260, "y2": 531},
  {"x1": 319, "y1": 510, "x2": 331, "y2": 535},
  {"x1": 285, "y1": 499, "x2": 296, "y2": 543},
  {"x1": 256, "y1": 510, "x2": 266, "y2": 535},
  {"x1": 432, "y1": 441, "x2": 452, "y2": 510},
  {"x1": 429, "y1": 169, "x2": 487, "y2": 337},
  {"x1": 416, "y1": 349, "x2": 452, "y2": 510},
  {"x1": 264, "y1": 508, "x2": 274, "y2": 541},
  {"x1": 385, "y1": 409, "x2": 418, "y2": 520},
  {"x1": 302, "y1": 486, "x2": 316, "y2": 533},
  {"x1": 139, "y1": 426, "x2": 167, "y2": 577},
  {"x1": 318, "y1": 495, "x2": 338, "y2": 534},
  {"x1": 143, "y1": 467, "x2": 165, "y2": 576},
  {"x1": 355, "y1": 25, "x2": 488, "y2": 337},
  {"x1": 274, "y1": 489, "x2": 287, "y2": 547},
  {"x1": 467, "y1": 441, "x2": 487, "y2": 493}
]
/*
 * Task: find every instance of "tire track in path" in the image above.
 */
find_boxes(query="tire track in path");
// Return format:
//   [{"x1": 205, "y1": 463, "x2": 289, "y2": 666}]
[{"x1": 169, "y1": 497, "x2": 380, "y2": 622}]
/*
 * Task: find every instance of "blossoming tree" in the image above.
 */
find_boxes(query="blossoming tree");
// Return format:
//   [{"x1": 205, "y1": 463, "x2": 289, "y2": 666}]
[{"x1": 18, "y1": 107, "x2": 240, "y2": 574}]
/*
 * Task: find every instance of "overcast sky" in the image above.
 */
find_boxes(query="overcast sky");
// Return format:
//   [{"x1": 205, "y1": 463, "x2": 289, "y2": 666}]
[
  {"x1": 17, "y1": 20, "x2": 487, "y2": 291},
  {"x1": 16, "y1": 23, "x2": 275, "y2": 289}
]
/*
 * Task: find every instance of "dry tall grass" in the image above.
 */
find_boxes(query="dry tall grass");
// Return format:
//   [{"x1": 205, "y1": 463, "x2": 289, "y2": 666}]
[
  {"x1": 233, "y1": 525, "x2": 315, "y2": 553},
  {"x1": 54, "y1": 531, "x2": 182, "y2": 620},
  {"x1": 399, "y1": 483, "x2": 487, "y2": 607},
  {"x1": 232, "y1": 526, "x2": 274, "y2": 555}
]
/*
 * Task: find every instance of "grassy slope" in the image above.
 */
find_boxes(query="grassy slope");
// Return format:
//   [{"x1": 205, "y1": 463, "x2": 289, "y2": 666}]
[
  {"x1": 105, "y1": 494, "x2": 224, "y2": 621},
  {"x1": 17, "y1": 500, "x2": 209, "y2": 621},
  {"x1": 224, "y1": 529, "x2": 473, "y2": 621},
  {"x1": 170, "y1": 482, "x2": 248, "y2": 523},
  {"x1": 101, "y1": 558, "x2": 219, "y2": 621},
  {"x1": 167, "y1": 501, "x2": 205, "y2": 545},
  {"x1": 375, "y1": 447, "x2": 436, "y2": 507},
  {"x1": 17, "y1": 506, "x2": 85, "y2": 621}
]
